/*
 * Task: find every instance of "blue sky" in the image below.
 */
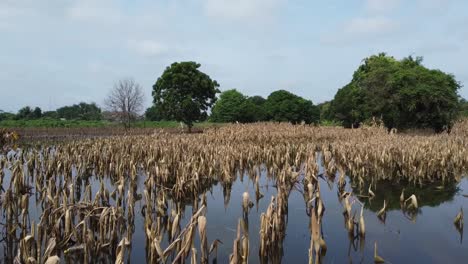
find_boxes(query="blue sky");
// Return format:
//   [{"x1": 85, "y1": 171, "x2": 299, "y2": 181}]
[{"x1": 1, "y1": 0, "x2": 467, "y2": 112}]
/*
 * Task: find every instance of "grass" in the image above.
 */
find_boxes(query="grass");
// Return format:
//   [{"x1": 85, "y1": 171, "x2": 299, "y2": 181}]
[{"x1": 0, "y1": 119, "x2": 224, "y2": 128}]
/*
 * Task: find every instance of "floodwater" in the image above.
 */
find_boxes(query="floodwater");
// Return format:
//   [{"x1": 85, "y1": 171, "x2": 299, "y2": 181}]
[{"x1": 1, "y1": 151, "x2": 467, "y2": 264}]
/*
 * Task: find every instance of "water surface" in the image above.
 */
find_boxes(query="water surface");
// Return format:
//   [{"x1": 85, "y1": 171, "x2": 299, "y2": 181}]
[{"x1": 1, "y1": 152, "x2": 467, "y2": 263}]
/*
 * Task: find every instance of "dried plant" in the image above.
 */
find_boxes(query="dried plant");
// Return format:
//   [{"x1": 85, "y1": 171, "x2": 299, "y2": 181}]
[{"x1": 1, "y1": 121, "x2": 467, "y2": 263}]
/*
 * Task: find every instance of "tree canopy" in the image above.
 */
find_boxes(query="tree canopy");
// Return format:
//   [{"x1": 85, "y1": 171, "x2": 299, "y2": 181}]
[
  {"x1": 264, "y1": 90, "x2": 319, "y2": 124},
  {"x1": 211, "y1": 89, "x2": 251, "y2": 122},
  {"x1": 211, "y1": 93, "x2": 268, "y2": 123},
  {"x1": 15, "y1": 106, "x2": 42, "y2": 120},
  {"x1": 152, "y1": 61, "x2": 220, "y2": 130},
  {"x1": 210, "y1": 89, "x2": 320, "y2": 124},
  {"x1": 0, "y1": 110, "x2": 15, "y2": 121},
  {"x1": 244, "y1": 96, "x2": 267, "y2": 122},
  {"x1": 328, "y1": 53, "x2": 461, "y2": 131},
  {"x1": 145, "y1": 105, "x2": 166, "y2": 121},
  {"x1": 460, "y1": 98, "x2": 468, "y2": 117},
  {"x1": 57, "y1": 102, "x2": 102, "y2": 120}
]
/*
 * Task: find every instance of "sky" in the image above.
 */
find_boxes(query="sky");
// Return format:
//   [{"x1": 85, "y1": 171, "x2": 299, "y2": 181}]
[{"x1": 1, "y1": 0, "x2": 467, "y2": 112}]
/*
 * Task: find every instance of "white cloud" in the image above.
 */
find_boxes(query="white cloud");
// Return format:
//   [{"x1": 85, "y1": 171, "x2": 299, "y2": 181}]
[
  {"x1": 417, "y1": 42, "x2": 461, "y2": 54},
  {"x1": 417, "y1": 0, "x2": 452, "y2": 10},
  {"x1": 0, "y1": 2, "x2": 35, "y2": 31},
  {"x1": 321, "y1": 16, "x2": 399, "y2": 44},
  {"x1": 86, "y1": 61, "x2": 118, "y2": 75},
  {"x1": 203, "y1": 0, "x2": 283, "y2": 23},
  {"x1": 345, "y1": 17, "x2": 398, "y2": 35},
  {"x1": 128, "y1": 40, "x2": 168, "y2": 56},
  {"x1": 0, "y1": 5, "x2": 27, "y2": 18},
  {"x1": 1, "y1": 0, "x2": 467, "y2": 111},
  {"x1": 366, "y1": 0, "x2": 400, "y2": 13},
  {"x1": 66, "y1": 0, "x2": 122, "y2": 24}
]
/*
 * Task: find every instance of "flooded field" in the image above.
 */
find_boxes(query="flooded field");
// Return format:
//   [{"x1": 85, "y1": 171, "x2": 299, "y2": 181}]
[{"x1": 1, "y1": 123, "x2": 467, "y2": 263}]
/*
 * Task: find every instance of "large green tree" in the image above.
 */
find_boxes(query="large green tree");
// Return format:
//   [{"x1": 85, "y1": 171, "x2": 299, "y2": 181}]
[
  {"x1": 211, "y1": 91, "x2": 267, "y2": 123},
  {"x1": 211, "y1": 89, "x2": 246, "y2": 122},
  {"x1": 264, "y1": 90, "x2": 319, "y2": 124},
  {"x1": 329, "y1": 53, "x2": 461, "y2": 131},
  {"x1": 329, "y1": 84, "x2": 366, "y2": 128},
  {"x1": 152, "y1": 62, "x2": 220, "y2": 131},
  {"x1": 244, "y1": 96, "x2": 267, "y2": 122}
]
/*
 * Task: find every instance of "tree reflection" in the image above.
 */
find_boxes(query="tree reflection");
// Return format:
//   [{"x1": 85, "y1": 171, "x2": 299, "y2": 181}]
[{"x1": 350, "y1": 177, "x2": 459, "y2": 213}]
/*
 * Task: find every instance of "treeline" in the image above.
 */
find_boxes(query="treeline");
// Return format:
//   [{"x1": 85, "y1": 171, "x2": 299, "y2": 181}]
[
  {"x1": 1, "y1": 54, "x2": 467, "y2": 131},
  {"x1": 145, "y1": 54, "x2": 466, "y2": 131},
  {"x1": 146, "y1": 89, "x2": 320, "y2": 124},
  {"x1": 0, "y1": 102, "x2": 102, "y2": 121}
]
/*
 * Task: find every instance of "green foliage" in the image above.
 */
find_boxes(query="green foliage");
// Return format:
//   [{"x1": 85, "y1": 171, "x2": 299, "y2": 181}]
[
  {"x1": 56, "y1": 102, "x2": 102, "y2": 120},
  {"x1": 211, "y1": 89, "x2": 247, "y2": 122},
  {"x1": 329, "y1": 53, "x2": 461, "y2": 131},
  {"x1": 264, "y1": 90, "x2": 319, "y2": 124},
  {"x1": 210, "y1": 91, "x2": 269, "y2": 123},
  {"x1": 32, "y1": 107, "x2": 42, "y2": 119},
  {"x1": 319, "y1": 119, "x2": 342, "y2": 127},
  {"x1": 0, "y1": 110, "x2": 15, "y2": 121},
  {"x1": 329, "y1": 84, "x2": 366, "y2": 128},
  {"x1": 42, "y1": 111, "x2": 58, "y2": 119},
  {"x1": 459, "y1": 98, "x2": 468, "y2": 117},
  {"x1": 16, "y1": 106, "x2": 32, "y2": 119},
  {"x1": 152, "y1": 61, "x2": 220, "y2": 129},
  {"x1": 318, "y1": 101, "x2": 334, "y2": 122},
  {"x1": 145, "y1": 106, "x2": 166, "y2": 121},
  {"x1": 211, "y1": 89, "x2": 319, "y2": 124},
  {"x1": 16, "y1": 106, "x2": 42, "y2": 120},
  {"x1": 244, "y1": 96, "x2": 267, "y2": 122}
]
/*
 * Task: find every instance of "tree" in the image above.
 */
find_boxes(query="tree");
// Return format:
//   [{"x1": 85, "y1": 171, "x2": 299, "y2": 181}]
[
  {"x1": 264, "y1": 90, "x2": 320, "y2": 124},
  {"x1": 329, "y1": 84, "x2": 366, "y2": 128},
  {"x1": 42, "y1": 111, "x2": 58, "y2": 119},
  {"x1": 211, "y1": 92, "x2": 268, "y2": 123},
  {"x1": 145, "y1": 105, "x2": 165, "y2": 121},
  {"x1": 211, "y1": 89, "x2": 247, "y2": 122},
  {"x1": 16, "y1": 106, "x2": 33, "y2": 120},
  {"x1": 56, "y1": 106, "x2": 73, "y2": 120},
  {"x1": 460, "y1": 98, "x2": 468, "y2": 117},
  {"x1": 32, "y1": 107, "x2": 42, "y2": 119},
  {"x1": 77, "y1": 102, "x2": 101, "y2": 120},
  {"x1": 244, "y1": 96, "x2": 267, "y2": 122},
  {"x1": 152, "y1": 62, "x2": 219, "y2": 131},
  {"x1": 0, "y1": 110, "x2": 4, "y2": 121},
  {"x1": 329, "y1": 54, "x2": 461, "y2": 131},
  {"x1": 57, "y1": 102, "x2": 102, "y2": 120},
  {"x1": 317, "y1": 101, "x2": 335, "y2": 122},
  {"x1": 105, "y1": 78, "x2": 144, "y2": 127}
]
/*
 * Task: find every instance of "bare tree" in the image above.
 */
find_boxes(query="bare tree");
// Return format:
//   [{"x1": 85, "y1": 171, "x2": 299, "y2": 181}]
[{"x1": 105, "y1": 78, "x2": 144, "y2": 127}]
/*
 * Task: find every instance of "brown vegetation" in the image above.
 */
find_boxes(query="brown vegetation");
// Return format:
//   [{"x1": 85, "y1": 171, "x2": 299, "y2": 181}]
[{"x1": 0, "y1": 120, "x2": 467, "y2": 262}]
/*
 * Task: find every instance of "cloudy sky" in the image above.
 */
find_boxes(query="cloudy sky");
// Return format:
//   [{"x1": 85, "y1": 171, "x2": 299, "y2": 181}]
[{"x1": 1, "y1": 0, "x2": 467, "y2": 112}]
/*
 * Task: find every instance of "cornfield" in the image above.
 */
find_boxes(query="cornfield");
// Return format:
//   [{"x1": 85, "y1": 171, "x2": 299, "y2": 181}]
[{"x1": 0, "y1": 121, "x2": 467, "y2": 263}]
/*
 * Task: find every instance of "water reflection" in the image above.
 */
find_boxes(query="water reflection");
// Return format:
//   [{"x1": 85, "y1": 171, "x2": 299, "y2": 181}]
[
  {"x1": 1, "y1": 153, "x2": 468, "y2": 263},
  {"x1": 351, "y1": 177, "x2": 459, "y2": 212}
]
